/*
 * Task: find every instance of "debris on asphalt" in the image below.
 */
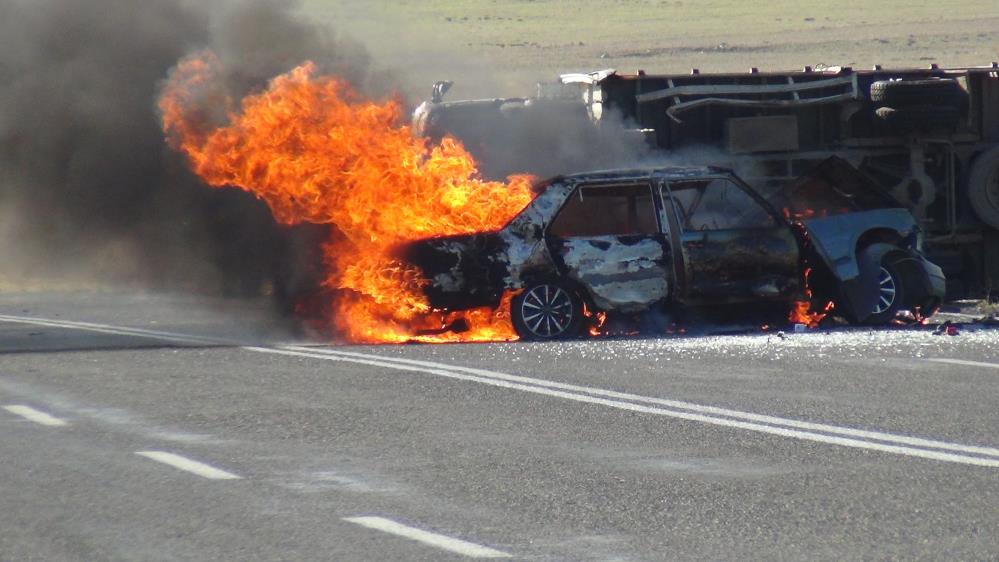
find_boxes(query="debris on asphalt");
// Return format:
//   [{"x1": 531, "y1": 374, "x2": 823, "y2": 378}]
[{"x1": 933, "y1": 321, "x2": 960, "y2": 336}]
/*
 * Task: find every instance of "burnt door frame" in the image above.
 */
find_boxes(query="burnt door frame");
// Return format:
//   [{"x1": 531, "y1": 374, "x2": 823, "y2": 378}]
[
  {"x1": 660, "y1": 175, "x2": 801, "y2": 304},
  {"x1": 655, "y1": 178, "x2": 689, "y2": 301},
  {"x1": 543, "y1": 179, "x2": 675, "y2": 312}
]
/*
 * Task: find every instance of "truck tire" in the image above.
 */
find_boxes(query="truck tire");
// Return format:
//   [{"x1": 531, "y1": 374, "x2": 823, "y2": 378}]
[
  {"x1": 968, "y1": 147, "x2": 999, "y2": 230},
  {"x1": 874, "y1": 105, "x2": 961, "y2": 132},
  {"x1": 869, "y1": 78, "x2": 965, "y2": 107}
]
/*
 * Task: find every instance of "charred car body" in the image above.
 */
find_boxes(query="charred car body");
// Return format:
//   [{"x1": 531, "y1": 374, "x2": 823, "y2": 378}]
[{"x1": 401, "y1": 158, "x2": 945, "y2": 339}]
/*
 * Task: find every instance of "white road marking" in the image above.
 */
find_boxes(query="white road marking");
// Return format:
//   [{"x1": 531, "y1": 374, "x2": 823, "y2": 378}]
[
  {"x1": 343, "y1": 516, "x2": 511, "y2": 558},
  {"x1": 0, "y1": 313, "x2": 229, "y2": 346},
  {"x1": 249, "y1": 346, "x2": 999, "y2": 468},
  {"x1": 136, "y1": 451, "x2": 241, "y2": 480},
  {"x1": 929, "y1": 358, "x2": 999, "y2": 370},
  {"x1": 2, "y1": 313, "x2": 999, "y2": 467},
  {"x1": 281, "y1": 346, "x2": 999, "y2": 459},
  {"x1": 3, "y1": 404, "x2": 68, "y2": 426}
]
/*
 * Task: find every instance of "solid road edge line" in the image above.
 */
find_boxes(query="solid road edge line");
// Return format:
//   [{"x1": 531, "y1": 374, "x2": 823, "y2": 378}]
[
  {"x1": 250, "y1": 346, "x2": 999, "y2": 468},
  {"x1": 2, "y1": 314, "x2": 996, "y2": 467},
  {"x1": 280, "y1": 345, "x2": 999, "y2": 459},
  {"x1": 929, "y1": 358, "x2": 999, "y2": 370}
]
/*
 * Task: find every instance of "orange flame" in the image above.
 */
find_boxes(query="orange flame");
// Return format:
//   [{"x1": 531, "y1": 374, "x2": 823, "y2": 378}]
[
  {"x1": 160, "y1": 52, "x2": 534, "y2": 342},
  {"x1": 789, "y1": 267, "x2": 834, "y2": 328},
  {"x1": 584, "y1": 304, "x2": 608, "y2": 337}
]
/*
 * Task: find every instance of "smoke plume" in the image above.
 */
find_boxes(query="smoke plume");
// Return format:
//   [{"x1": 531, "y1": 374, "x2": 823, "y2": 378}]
[
  {"x1": 0, "y1": 0, "x2": 373, "y2": 297},
  {"x1": 0, "y1": 0, "x2": 672, "y2": 331}
]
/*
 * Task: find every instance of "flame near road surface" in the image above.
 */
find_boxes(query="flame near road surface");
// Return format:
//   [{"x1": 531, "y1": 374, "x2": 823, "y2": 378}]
[
  {"x1": 160, "y1": 52, "x2": 533, "y2": 342},
  {"x1": 788, "y1": 267, "x2": 835, "y2": 328}
]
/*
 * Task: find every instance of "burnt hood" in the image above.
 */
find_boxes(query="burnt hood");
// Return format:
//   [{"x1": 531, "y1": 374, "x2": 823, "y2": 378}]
[{"x1": 398, "y1": 232, "x2": 511, "y2": 310}]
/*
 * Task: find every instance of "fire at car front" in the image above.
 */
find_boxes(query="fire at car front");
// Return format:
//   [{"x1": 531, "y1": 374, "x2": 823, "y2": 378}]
[{"x1": 398, "y1": 177, "x2": 575, "y2": 312}]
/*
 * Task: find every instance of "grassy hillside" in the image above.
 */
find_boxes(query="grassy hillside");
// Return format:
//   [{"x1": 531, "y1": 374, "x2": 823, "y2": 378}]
[{"x1": 301, "y1": 0, "x2": 999, "y2": 97}]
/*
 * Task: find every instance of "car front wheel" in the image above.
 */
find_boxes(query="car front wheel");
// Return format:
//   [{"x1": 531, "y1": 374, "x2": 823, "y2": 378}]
[
  {"x1": 864, "y1": 257, "x2": 907, "y2": 325},
  {"x1": 512, "y1": 282, "x2": 584, "y2": 340}
]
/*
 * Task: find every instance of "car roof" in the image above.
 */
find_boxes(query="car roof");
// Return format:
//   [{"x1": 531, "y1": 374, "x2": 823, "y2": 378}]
[{"x1": 557, "y1": 166, "x2": 734, "y2": 183}]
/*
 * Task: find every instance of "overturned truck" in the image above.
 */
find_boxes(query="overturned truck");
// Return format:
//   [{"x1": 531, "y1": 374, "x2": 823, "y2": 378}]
[{"x1": 414, "y1": 64, "x2": 999, "y2": 299}]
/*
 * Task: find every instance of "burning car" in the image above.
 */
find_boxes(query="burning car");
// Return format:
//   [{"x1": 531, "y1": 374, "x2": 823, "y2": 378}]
[{"x1": 400, "y1": 157, "x2": 945, "y2": 340}]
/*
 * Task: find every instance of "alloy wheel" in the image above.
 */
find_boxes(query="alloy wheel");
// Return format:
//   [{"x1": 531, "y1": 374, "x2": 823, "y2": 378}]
[
  {"x1": 872, "y1": 266, "x2": 897, "y2": 314},
  {"x1": 519, "y1": 284, "x2": 575, "y2": 338}
]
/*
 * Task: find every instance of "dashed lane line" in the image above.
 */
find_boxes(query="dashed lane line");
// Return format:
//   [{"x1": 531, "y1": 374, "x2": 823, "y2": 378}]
[
  {"x1": 3, "y1": 313, "x2": 999, "y2": 467},
  {"x1": 343, "y1": 516, "x2": 511, "y2": 559},
  {"x1": 136, "y1": 451, "x2": 242, "y2": 480},
  {"x1": 3, "y1": 404, "x2": 68, "y2": 427}
]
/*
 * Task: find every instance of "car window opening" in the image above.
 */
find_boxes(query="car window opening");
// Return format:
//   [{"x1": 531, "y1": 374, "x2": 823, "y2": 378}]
[
  {"x1": 668, "y1": 179, "x2": 774, "y2": 231},
  {"x1": 549, "y1": 183, "x2": 658, "y2": 237}
]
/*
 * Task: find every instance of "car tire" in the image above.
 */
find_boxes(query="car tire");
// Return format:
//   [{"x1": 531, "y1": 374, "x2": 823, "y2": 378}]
[
  {"x1": 869, "y1": 78, "x2": 965, "y2": 107},
  {"x1": 863, "y1": 256, "x2": 907, "y2": 325},
  {"x1": 968, "y1": 146, "x2": 999, "y2": 230},
  {"x1": 512, "y1": 281, "x2": 584, "y2": 340}
]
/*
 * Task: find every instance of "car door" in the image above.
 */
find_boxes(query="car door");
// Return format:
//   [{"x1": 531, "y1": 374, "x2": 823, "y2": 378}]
[
  {"x1": 545, "y1": 181, "x2": 672, "y2": 313},
  {"x1": 661, "y1": 177, "x2": 800, "y2": 303}
]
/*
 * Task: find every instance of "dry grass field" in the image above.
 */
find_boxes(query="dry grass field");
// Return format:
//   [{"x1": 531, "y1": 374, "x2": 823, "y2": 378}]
[{"x1": 301, "y1": 0, "x2": 999, "y2": 98}]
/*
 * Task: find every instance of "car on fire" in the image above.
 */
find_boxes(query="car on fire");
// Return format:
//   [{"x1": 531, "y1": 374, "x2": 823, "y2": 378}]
[{"x1": 401, "y1": 157, "x2": 946, "y2": 340}]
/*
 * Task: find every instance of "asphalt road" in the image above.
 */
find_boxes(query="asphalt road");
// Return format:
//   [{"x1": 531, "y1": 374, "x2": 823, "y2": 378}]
[{"x1": 2, "y1": 291, "x2": 999, "y2": 561}]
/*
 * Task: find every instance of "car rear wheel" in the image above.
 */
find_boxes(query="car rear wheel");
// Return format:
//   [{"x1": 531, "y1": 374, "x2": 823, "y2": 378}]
[
  {"x1": 864, "y1": 258, "x2": 907, "y2": 325},
  {"x1": 512, "y1": 282, "x2": 584, "y2": 340}
]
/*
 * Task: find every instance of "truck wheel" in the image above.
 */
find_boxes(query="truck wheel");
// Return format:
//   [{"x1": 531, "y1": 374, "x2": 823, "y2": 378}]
[
  {"x1": 869, "y1": 78, "x2": 965, "y2": 107},
  {"x1": 864, "y1": 257, "x2": 907, "y2": 325},
  {"x1": 968, "y1": 147, "x2": 999, "y2": 230},
  {"x1": 512, "y1": 281, "x2": 583, "y2": 340},
  {"x1": 874, "y1": 106, "x2": 961, "y2": 133}
]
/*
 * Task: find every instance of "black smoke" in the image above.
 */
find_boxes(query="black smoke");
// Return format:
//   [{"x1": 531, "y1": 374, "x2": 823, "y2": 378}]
[{"x1": 0, "y1": 0, "x2": 372, "y2": 299}]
